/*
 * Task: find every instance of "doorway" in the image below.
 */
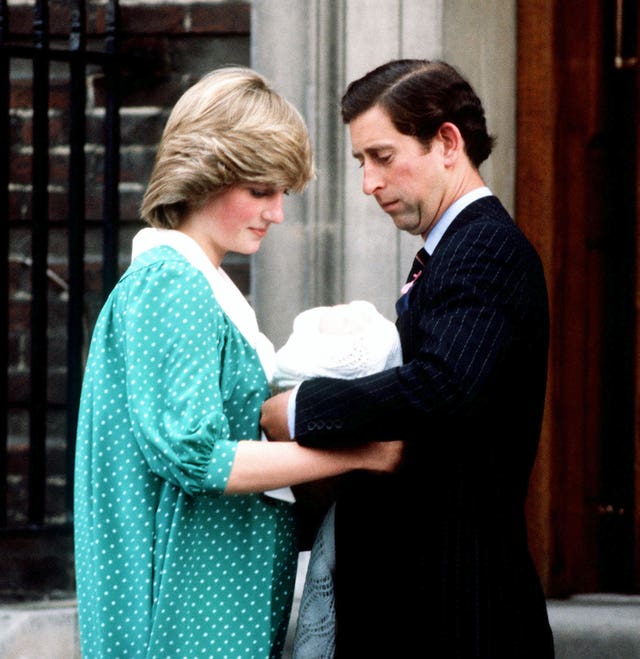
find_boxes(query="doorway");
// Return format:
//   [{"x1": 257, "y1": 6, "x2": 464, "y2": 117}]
[{"x1": 517, "y1": 0, "x2": 639, "y2": 596}]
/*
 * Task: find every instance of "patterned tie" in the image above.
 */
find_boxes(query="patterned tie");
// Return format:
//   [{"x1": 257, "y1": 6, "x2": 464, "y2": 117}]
[{"x1": 396, "y1": 247, "x2": 428, "y2": 316}]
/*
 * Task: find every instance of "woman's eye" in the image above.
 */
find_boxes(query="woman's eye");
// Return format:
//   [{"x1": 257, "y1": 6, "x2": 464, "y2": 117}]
[{"x1": 250, "y1": 187, "x2": 287, "y2": 198}]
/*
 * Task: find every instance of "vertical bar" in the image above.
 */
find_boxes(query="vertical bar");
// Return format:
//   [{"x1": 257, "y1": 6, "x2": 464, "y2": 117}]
[
  {"x1": 615, "y1": 0, "x2": 639, "y2": 69},
  {"x1": 65, "y1": 0, "x2": 87, "y2": 518},
  {"x1": 102, "y1": 0, "x2": 121, "y2": 297},
  {"x1": 0, "y1": 0, "x2": 10, "y2": 527},
  {"x1": 29, "y1": 0, "x2": 49, "y2": 526}
]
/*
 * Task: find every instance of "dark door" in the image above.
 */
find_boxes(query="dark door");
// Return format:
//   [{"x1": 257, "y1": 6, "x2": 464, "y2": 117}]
[
  {"x1": 517, "y1": 0, "x2": 639, "y2": 596},
  {"x1": 596, "y1": 0, "x2": 637, "y2": 593}
]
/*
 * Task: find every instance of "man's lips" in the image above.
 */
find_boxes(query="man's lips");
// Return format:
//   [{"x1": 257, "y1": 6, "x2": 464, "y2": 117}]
[
  {"x1": 379, "y1": 198, "x2": 400, "y2": 212},
  {"x1": 249, "y1": 227, "x2": 268, "y2": 238}
]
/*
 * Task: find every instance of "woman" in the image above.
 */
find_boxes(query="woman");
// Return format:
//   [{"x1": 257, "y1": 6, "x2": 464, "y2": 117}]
[{"x1": 73, "y1": 67, "x2": 402, "y2": 658}]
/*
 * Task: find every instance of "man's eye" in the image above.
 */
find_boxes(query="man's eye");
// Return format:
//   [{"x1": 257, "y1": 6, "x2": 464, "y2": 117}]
[{"x1": 250, "y1": 188, "x2": 271, "y2": 198}]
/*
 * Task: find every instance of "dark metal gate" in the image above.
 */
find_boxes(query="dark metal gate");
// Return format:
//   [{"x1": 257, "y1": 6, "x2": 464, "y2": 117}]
[{"x1": 1, "y1": 0, "x2": 122, "y2": 535}]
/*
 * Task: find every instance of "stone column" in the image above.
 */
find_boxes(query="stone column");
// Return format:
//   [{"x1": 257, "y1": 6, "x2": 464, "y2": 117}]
[
  {"x1": 339, "y1": 0, "x2": 444, "y2": 322},
  {"x1": 442, "y1": 0, "x2": 517, "y2": 214},
  {"x1": 251, "y1": 0, "x2": 351, "y2": 348}
]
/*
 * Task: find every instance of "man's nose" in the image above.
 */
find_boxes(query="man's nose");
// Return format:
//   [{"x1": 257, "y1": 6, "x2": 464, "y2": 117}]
[{"x1": 362, "y1": 164, "x2": 383, "y2": 195}]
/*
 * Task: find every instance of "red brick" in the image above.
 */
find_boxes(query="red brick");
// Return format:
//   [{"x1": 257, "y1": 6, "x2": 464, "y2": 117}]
[
  {"x1": 9, "y1": 153, "x2": 31, "y2": 185},
  {"x1": 119, "y1": 5, "x2": 186, "y2": 35},
  {"x1": 9, "y1": 80, "x2": 32, "y2": 110},
  {"x1": 190, "y1": 2, "x2": 250, "y2": 34},
  {"x1": 7, "y1": 370, "x2": 29, "y2": 404},
  {"x1": 4, "y1": 2, "x2": 249, "y2": 38},
  {"x1": 2, "y1": 6, "x2": 36, "y2": 36},
  {"x1": 48, "y1": 153, "x2": 70, "y2": 187},
  {"x1": 47, "y1": 112, "x2": 68, "y2": 147},
  {"x1": 10, "y1": 113, "x2": 32, "y2": 146}
]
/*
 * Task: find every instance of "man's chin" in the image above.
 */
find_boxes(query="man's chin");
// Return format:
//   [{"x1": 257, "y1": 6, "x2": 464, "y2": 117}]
[{"x1": 391, "y1": 214, "x2": 421, "y2": 235}]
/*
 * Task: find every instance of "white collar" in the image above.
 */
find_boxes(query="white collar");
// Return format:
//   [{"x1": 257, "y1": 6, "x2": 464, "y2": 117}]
[
  {"x1": 424, "y1": 186, "x2": 492, "y2": 255},
  {"x1": 131, "y1": 227, "x2": 276, "y2": 379}
]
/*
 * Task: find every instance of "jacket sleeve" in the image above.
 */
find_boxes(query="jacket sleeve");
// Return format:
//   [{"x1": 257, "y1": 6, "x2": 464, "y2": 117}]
[{"x1": 294, "y1": 220, "x2": 548, "y2": 448}]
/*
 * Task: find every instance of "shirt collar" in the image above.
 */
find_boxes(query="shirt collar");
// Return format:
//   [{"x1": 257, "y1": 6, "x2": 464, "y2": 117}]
[{"x1": 424, "y1": 186, "x2": 492, "y2": 255}]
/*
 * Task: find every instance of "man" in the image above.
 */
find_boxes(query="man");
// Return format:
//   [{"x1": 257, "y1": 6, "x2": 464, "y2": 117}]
[{"x1": 261, "y1": 59, "x2": 554, "y2": 658}]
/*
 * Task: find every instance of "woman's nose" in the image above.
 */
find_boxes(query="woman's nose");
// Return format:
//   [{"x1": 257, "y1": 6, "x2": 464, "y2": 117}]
[{"x1": 263, "y1": 193, "x2": 285, "y2": 223}]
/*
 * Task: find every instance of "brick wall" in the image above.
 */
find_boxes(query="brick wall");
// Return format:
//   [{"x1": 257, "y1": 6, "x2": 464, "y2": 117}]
[{"x1": 5, "y1": 0, "x2": 250, "y2": 564}]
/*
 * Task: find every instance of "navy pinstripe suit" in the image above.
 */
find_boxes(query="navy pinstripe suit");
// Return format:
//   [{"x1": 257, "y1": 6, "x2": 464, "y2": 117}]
[{"x1": 295, "y1": 196, "x2": 555, "y2": 657}]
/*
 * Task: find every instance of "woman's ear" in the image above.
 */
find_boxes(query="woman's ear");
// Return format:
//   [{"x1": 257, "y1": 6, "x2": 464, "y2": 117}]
[{"x1": 437, "y1": 122, "x2": 464, "y2": 166}]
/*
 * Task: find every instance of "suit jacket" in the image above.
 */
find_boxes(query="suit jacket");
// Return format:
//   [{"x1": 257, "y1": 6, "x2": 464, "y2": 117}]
[{"x1": 295, "y1": 196, "x2": 555, "y2": 658}]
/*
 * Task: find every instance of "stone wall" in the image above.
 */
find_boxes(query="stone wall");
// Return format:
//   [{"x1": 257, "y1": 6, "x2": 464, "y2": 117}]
[{"x1": 4, "y1": 0, "x2": 250, "y2": 595}]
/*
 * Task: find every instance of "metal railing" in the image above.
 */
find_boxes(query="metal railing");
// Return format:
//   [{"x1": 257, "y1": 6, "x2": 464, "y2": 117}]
[{"x1": 1, "y1": 0, "x2": 122, "y2": 530}]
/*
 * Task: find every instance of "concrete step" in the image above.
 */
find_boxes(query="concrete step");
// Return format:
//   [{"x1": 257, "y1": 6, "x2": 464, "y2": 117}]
[
  {"x1": 547, "y1": 594, "x2": 640, "y2": 659},
  {"x1": 0, "y1": 599, "x2": 80, "y2": 659},
  {"x1": 1, "y1": 586, "x2": 639, "y2": 658}
]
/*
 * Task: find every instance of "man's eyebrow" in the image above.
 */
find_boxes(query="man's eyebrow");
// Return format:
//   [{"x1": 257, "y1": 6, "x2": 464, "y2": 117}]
[{"x1": 351, "y1": 144, "x2": 392, "y2": 158}]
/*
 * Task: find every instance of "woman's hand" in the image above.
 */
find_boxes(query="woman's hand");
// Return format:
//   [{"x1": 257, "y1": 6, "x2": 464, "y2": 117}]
[{"x1": 356, "y1": 440, "x2": 404, "y2": 473}]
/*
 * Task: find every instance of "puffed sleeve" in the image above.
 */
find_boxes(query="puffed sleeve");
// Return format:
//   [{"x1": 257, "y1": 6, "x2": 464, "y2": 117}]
[{"x1": 115, "y1": 259, "x2": 238, "y2": 496}]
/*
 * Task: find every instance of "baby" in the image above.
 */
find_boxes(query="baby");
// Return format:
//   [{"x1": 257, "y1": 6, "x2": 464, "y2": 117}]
[
  {"x1": 264, "y1": 301, "x2": 401, "y2": 508},
  {"x1": 271, "y1": 300, "x2": 402, "y2": 658},
  {"x1": 272, "y1": 300, "x2": 402, "y2": 390}
]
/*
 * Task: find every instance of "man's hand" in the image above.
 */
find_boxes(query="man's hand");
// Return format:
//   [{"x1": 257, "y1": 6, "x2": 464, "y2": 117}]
[{"x1": 260, "y1": 389, "x2": 293, "y2": 441}]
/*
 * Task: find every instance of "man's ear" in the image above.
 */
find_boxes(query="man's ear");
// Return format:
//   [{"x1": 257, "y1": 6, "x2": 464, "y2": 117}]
[{"x1": 438, "y1": 122, "x2": 464, "y2": 166}]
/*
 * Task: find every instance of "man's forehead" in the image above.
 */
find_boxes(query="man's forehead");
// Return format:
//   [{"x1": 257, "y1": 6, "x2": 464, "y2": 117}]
[{"x1": 349, "y1": 111, "x2": 399, "y2": 152}]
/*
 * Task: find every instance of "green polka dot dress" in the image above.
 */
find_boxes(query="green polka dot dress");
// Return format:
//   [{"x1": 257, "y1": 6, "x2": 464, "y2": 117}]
[{"x1": 74, "y1": 231, "x2": 297, "y2": 658}]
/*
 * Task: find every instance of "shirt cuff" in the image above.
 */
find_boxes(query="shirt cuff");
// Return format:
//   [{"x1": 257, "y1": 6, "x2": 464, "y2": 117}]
[{"x1": 287, "y1": 383, "x2": 301, "y2": 438}]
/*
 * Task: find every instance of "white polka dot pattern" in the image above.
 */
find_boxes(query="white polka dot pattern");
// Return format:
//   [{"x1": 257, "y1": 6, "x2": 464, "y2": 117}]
[{"x1": 74, "y1": 246, "x2": 297, "y2": 657}]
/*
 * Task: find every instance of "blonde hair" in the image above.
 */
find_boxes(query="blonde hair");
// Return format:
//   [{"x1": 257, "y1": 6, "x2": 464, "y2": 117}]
[{"x1": 140, "y1": 67, "x2": 315, "y2": 228}]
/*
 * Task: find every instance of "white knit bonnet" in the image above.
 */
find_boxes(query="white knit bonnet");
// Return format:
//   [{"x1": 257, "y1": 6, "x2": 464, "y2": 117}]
[{"x1": 272, "y1": 300, "x2": 403, "y2": 388}]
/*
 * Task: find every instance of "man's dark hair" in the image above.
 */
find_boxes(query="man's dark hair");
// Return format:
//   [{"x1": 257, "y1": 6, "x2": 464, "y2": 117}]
[{"x1": 341, "y1": 59, "x2": 496, "y2": 168}]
